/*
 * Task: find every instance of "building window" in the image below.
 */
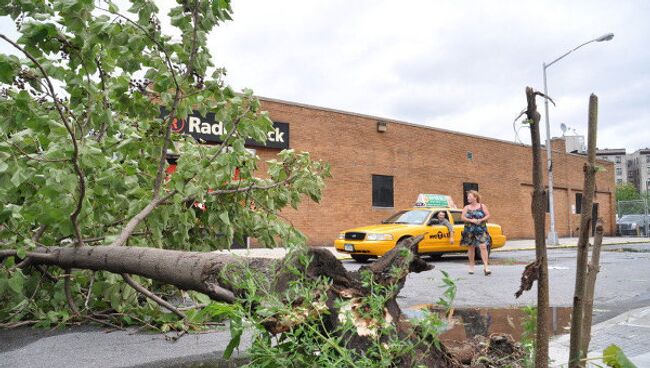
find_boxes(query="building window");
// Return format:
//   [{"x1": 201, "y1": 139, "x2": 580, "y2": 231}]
[
  {"x1": 575, "y1": 193, "x2": 583, "y2": 214},
  {"x1": 646, "y1": 155, "x2": 650, "y2": 163},
  {"x1": 616, "y1": 168, "x2": 622, "y2": 176},
  {"x1": 462, "y1": 182, "x2": 479, "y2": 206},
  {"x1": 617, "y1": 179, "x2": 623, "y2": 185},
  {"x1": 372, "y1": 175, "x2": 394, "y2": 208},
  {"x1": 616, "y1": 156, "x2": 621, "y2": 163}
]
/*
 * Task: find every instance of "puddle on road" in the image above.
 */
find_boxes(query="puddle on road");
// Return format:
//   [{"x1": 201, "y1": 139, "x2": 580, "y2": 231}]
[{"x1": 403, "y1": 305, "x2": 572, "y2": 341}]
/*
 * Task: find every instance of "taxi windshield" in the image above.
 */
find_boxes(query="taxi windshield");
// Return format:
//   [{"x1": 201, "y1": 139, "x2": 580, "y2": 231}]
[{"x1": 383, "y1": 210, "x2": 431, "y2": 225}]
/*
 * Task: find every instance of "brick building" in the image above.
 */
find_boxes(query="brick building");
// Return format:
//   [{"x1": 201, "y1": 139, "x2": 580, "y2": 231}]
[{"x1": 239, "y1": 97, "x2": 616, "y2": 246}]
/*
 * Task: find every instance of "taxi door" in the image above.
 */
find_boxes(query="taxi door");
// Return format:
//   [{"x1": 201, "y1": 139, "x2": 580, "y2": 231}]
[{"x1": 419, "y1": 211, "x2": 453, "y2": 253}]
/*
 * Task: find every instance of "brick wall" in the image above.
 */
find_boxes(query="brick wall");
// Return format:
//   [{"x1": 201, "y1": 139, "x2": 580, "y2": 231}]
[{"x1": 253, "y1": 98, "x2": 616, "y2": 246}]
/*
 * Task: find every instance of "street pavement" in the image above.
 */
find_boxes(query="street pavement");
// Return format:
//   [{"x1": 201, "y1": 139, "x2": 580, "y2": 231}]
[{"x1": 1, "y1": 236, "x2": 648, "y2": 367}]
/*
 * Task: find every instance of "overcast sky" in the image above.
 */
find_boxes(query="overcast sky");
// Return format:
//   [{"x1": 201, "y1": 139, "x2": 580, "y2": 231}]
[
  {"x1": 1, "y1": 1, "x2": 648, "y2": 152},
  {"x1": 207, "y1": 0, "x2": 649, "y2": 153}
]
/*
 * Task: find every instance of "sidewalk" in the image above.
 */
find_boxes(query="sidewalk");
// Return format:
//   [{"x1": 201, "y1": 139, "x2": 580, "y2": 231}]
[
  {"x1": 497, "y1": 236, "x2": 649, "y2": 252},
  {"x1": 549, "y1": 306, "x2": 650, "y2": 367},
  {"x1": 214, "y1": 236, "x2": 650, "y2": 260}
]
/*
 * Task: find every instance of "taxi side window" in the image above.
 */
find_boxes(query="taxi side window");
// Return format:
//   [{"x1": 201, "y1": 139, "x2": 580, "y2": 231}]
[
  {"x1": 428, "y1": 212, "x2": 441, "y2": 225},
  {"x1": 451, "y1": 211, "x2": 464, "y2": 225}
]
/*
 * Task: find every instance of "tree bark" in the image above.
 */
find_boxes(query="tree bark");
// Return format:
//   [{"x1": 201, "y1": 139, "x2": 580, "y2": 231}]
[
  {"x1": 569, "y1": 94, "x2": 599, "y2": 368},
  {"x1": 525, "y1": 86, "x2": 551, "y2": 368},
  {"x1": 580, "y1": 219, "x2": 604, "y2": 357}
]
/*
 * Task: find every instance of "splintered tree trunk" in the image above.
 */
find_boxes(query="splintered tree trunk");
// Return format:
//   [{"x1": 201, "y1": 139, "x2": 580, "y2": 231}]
[
  {"x1": 526, "y1": 86, "x2": 551, "y2": 368},
  {"x1": 580, "y1": 219, "x2": 604, "y2": 356},
  {"x1": 3, "y1": 237, "x2": 462, "y2": 367},
  {"x1": 569, "y1": 94, "x2": 600, "y2": 368}
]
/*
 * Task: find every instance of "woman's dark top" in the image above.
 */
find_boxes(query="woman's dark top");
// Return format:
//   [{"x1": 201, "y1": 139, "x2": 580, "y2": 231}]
[{"x1": 461, "y1": 205, "x2": 491, "y2": 247}]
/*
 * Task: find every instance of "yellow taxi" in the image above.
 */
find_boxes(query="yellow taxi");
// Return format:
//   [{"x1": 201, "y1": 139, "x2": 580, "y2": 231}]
[{"x1": 334, "y1": 194, "x2": 506, "y2": 262}]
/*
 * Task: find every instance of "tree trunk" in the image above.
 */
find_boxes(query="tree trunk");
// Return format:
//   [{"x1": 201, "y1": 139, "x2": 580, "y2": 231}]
[
  {"x1": 580, "y1": 219, "x2": 604, "y2": 357},
  {"x1": 525, "y1": 86, "x2": 551, "y2": 368},
  {"x1": 569, "y1": 94, "x2": 599, "y2": 368}
]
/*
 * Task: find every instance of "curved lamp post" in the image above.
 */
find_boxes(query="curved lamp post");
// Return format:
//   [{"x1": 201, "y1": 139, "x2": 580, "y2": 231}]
[{"x1": 543, "y1": 33, "x2": 614, "y2": 245}]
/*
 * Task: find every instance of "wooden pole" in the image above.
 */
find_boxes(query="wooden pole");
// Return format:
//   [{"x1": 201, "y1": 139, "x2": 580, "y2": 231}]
[
  {"x1": 580, "y1": 219, "x2": 604, "y2": 357},
  {"x1": 526, "y1": 87, "x2": 550, "y2": 368},
  {"x1": 568, "y1": 94, "x2": 599, "y2": 368}
]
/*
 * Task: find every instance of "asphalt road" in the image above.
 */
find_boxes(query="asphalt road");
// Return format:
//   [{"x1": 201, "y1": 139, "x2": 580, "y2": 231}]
[
  {"x1": 351, "y1": 243, "x2": 650, "y2": 324},
  {"x1": 2, "y1": 243, "x2": 649, "y2": 368}
]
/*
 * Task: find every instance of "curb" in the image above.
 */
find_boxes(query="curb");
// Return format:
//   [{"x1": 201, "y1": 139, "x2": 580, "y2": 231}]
[{"x1": 494, "y1": 240, "x2": 649, "y2": 252}]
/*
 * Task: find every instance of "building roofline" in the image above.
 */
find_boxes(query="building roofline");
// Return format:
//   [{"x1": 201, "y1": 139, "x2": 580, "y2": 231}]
[{"x1": 257, "y1": 95, "x2": 594, "y2": 159}]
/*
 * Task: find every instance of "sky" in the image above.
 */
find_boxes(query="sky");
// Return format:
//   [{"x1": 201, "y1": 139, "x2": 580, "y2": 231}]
[
  {"x1": 1, "y1": 0, "x2": 648, "y2": 152},
  {"x1": 205, "y1": 0, "x2": 649, "y2": 153}
]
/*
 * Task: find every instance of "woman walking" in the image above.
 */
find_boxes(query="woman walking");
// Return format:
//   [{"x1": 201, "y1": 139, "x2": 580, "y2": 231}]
[{"x1": 461, "y1": 190, "x2": 492, "y2": 275}]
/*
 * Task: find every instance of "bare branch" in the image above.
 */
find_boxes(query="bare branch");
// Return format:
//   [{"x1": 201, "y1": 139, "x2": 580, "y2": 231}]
[
  {"x1": 122, "y1": 273, "x2": 185, "y2": 319},
  {"x1": 533, "y1": 91, "x2": 556, "y2": 106},
  {"x1": 110, "y1": 190, "x2": 177, "y2": 247},
  {"x1": 64, "y1": 269, "x2": 80, "y2": 315}
]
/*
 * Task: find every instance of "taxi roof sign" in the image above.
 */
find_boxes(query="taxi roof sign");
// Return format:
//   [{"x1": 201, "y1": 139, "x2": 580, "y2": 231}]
[{"x1": 414, "y1": 194, "x2": 457, "y2": 209}]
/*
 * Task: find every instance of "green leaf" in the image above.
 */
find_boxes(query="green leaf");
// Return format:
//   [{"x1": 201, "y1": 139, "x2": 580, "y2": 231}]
[
  {"x1": 219, "y1": 211, "x2": 230, "y2": 226},
  {"x1": 224, "y1": 316, "x2": 243, "y2": 359},
  {"x1": 0, "y1": 161, "x2": 8, "y2": 173},
  {"x1": 8, "y1": 272, "x2": 25, "y2": 294},
  {"x1": 603, "y1": 344, "x2": 637, "y2": 368},
  {"x1": 0, "y1": 54, "x2": 19, "y2": 84}
]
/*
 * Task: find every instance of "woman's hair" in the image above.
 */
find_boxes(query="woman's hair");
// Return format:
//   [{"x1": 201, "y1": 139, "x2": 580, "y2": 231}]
[{"x1": 467, "y1": 190, "x2": 481, "y2": 203}]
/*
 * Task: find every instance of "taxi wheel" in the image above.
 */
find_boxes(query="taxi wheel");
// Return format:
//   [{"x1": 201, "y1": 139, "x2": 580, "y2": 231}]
[{"x1": 351, "y1": 254, "x2": 372, "y2": 263}]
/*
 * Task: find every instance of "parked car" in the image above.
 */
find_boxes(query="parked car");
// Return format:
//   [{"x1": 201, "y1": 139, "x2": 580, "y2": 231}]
[
  {"x1": 617, "y1": 214, "x2": 650, "y2": 236},
  {"x1": 334, "y1": 207, "x2": 507, "y2": 263}
]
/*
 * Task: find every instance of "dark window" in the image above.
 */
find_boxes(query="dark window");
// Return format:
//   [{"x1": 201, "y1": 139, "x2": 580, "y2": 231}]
[
  {"x1": 545, "y1": 192, "x2": 550, "y2": 213},
  {"x1": 616, "y1": 168, "x2": 622, "y2": 175},
  {"x1": 372, "y1": 175, "x2": 394, "y2": 207},
  {"x1": 575, "y1": 193, "x2": 583, "y2": 214},
  {"x1": 462, "y1": 182, "x2": 479, "y2": 206},
  {"x1": 616, "y1": 156, "x2": 621, "y2": 163}
]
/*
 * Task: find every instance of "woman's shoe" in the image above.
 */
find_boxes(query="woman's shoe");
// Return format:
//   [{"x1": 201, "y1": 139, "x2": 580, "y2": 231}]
[
  {"x1": 468, "y1": 270, "x2": 474, "y2": 275},
  {"x1": 484, "y1": 269, "x2": 492, "y2": 276}
]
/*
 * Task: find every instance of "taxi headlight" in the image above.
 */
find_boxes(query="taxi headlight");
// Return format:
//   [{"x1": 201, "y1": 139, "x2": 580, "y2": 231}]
[
  {"x1": 366, "y1": 233, "x2": 394, "y2": 241},
  {"x1": 338, "y1": 233, "x2": 345, "y2": 240},
  {"x1": 631, "y1": 222, "x2": 637, "y2": 229}
]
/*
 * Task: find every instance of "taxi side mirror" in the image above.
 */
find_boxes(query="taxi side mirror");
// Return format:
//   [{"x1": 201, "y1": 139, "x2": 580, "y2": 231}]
[{"x1": 429, "y1": 219, "x2": 440, "y2": 225}]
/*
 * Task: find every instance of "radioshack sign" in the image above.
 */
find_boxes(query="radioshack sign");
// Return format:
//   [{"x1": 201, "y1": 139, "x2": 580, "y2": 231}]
[{"x1": 164, "y1": 109, "x2": 290, "y2": 149}]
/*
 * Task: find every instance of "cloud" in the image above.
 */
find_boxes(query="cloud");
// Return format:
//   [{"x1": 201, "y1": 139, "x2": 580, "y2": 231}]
[{"x1": 208, "y1": 0, "x2": 649, "y2": 152}]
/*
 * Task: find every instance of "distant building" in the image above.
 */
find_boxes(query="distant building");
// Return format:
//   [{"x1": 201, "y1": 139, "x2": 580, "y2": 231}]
[
  {"x1": 627, "y1": 148, "x2": 650, "y2": 193},
  {"x1": 564, "y1": 134, "x2": 586, "y2": 154},
  {"x1": 596, "y1": 148, "x2": 627, "y2": 186}
]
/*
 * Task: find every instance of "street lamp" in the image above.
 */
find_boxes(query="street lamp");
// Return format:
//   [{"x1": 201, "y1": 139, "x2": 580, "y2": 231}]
[{"x1": 542, "y1": 32, "x2": 614, "y2": 245}]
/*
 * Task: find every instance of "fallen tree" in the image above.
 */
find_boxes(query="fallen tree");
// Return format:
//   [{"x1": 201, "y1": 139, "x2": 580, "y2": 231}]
[{"x1": 2, "y1": 233, "x2": 472, "y2": 366}]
